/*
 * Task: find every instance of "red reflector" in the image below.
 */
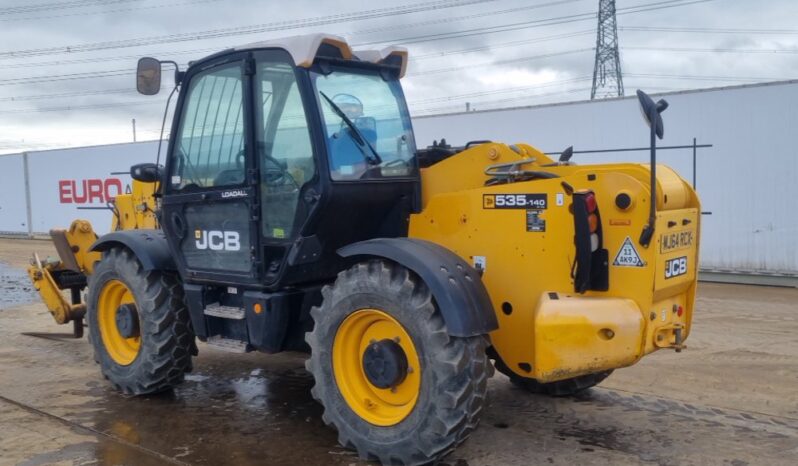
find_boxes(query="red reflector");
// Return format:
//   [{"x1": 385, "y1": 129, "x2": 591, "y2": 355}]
[
  {"x1": 677, "y1": 306, "x2": 684, "y2": 317},
  {"x1": 585, "y1": 193, "x2": 597, "y2": 213}
]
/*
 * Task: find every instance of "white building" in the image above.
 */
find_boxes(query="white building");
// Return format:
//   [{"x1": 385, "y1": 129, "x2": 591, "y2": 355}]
[{"x1": 2, "y1": 79, "x2": 796, "y2": 284}]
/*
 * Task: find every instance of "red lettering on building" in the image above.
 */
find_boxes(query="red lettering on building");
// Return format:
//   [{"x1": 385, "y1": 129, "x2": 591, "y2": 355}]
[
  {"x1": 58, "y1": 180, "x2": 72, "y2": 203},
  {"x1": 58, "y1": 178, "x2": 125, "y2": 204}
]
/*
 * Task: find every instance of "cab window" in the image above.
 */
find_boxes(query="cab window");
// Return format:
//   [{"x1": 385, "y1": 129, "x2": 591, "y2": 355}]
[
  {"x1": 170, "y1": 63, "x2": 245, "y2": 190},
  {"x1": 313, "y1": 69, "x2": 416, "y2": 181},
  {"x1": 256, "y1": 61, "x2": 316, "y2": 240}
]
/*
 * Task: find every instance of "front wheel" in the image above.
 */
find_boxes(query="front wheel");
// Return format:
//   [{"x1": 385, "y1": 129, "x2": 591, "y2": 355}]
[
  {"x1": 87, "y1": 247, "x2": 194, "y2": 395},
  {"x1": 306, "y1": 260, "x2": 491, "y2": 465}
]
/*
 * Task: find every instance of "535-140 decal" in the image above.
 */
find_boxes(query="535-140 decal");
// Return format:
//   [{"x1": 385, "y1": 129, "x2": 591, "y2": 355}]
[{"x1": 483, "y1": 193, "x2": 547, "y2": 209}]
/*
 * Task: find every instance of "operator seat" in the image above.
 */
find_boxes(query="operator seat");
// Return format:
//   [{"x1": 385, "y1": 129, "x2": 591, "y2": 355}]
[{"x1": 329, "y1": 117, "x2": 377, "y2": 174}]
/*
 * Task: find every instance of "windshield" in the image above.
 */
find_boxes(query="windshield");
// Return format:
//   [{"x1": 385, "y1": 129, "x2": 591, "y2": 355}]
[{"x1": 313, "y1": 68, "x2": 416, "y2": 180}]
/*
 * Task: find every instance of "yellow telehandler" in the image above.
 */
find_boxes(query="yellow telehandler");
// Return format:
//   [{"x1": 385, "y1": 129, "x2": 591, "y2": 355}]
[{"x1": 28, "y1": 34, "x2": 699, "y2": 465}]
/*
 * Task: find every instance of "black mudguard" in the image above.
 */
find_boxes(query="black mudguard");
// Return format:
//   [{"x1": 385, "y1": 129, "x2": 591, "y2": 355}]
[
  {"x1": 338, "y1": 238, "x2": 498, "y2": 337},
  {"x1": 90, "y1": 230, "x2": 176, "y2": 271}
]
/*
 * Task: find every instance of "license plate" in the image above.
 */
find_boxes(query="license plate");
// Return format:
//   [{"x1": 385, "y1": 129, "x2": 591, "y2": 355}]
[{"x1": 660, "y1": 230, "x2": 694, "y2": 253}]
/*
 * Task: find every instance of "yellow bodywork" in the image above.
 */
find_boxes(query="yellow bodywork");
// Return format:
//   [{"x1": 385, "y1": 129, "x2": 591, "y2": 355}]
[
  {"x1": 409, "y1": 142, "x2": 700, "y2": 382},
  {"x1": 27, "y1": 180, "x2": 157, "y2": 326}
]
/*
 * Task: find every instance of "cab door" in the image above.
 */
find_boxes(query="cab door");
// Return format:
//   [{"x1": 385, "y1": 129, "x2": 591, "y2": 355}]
[{"x1": 161, "y1": 54, "x2": 260, "y2": 284}]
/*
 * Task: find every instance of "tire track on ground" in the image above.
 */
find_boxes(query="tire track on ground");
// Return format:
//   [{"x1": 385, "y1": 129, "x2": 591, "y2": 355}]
[{"x1": 0, "y1": 394, "x2": 189, "y2": 465}]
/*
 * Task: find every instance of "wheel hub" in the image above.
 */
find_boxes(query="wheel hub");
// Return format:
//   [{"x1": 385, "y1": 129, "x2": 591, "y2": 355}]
[
  {"x1": 362, "y1": 339, "x2": 408, "y2": 389},
  {"x1": 115, "y1": 303, "x2": 140, "y2": 339},
  {"x1": 332, "y1": 308, "x2": 421, "y2": 426}
]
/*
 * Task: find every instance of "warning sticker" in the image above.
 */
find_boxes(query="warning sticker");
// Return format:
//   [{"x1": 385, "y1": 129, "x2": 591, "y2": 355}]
[
  {"x1": 526, "y1": 210, "x2": 545, "y2": 232},
  {"x1": 613, "y1": 237, "x2": 646, "y2": 267}
]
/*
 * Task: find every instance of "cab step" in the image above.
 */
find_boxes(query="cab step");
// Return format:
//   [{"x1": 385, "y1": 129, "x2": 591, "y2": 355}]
[
  {"x1": 203, "y1": 303, "x2": 245, "y2": 320},
  {"x1": 206, "y1": 335, "x2": 249, "y2": 353}
]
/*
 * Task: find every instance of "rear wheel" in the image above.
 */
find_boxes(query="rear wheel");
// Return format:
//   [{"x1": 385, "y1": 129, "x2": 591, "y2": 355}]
[
  {"x1": 306, "y1": 260, "x2": 490, "y2": 465},
  {"x1": 87, "y1": 247, "x2": 194, "y2": 395},
  {"x1": 493, "y1": 356, "x2": 611, "y2": 396}
]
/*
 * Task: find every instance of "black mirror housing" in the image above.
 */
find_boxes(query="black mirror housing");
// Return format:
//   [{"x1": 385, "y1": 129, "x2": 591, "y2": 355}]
[
  {"x1": 130, "y1": 163, "x2": 162, "y2": 183},
  {"x1": 636, "y1": 89, "x2": 668, "y2": 140},
  {"x1": 137, "y1": 57, "x2": 162, "y2": 95},
  {"x1": 559, "y1": 145, "x2": 574, "y2": 163}
]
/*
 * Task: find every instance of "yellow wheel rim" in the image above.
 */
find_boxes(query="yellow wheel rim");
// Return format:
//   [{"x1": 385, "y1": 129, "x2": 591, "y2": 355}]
[
  {"x1": 332, "y1": 308, "x2": 421, "y2": 426},
  {"x1": 97, "y1": 279, "x2": 141, "y2": 366}
]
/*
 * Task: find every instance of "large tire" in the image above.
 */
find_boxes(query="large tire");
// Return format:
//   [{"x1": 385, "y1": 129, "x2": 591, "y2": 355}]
[
  {"x1": 87, "y1": 247, "x2": 194, "y2": 395},
  {"x1": 306, "y1": 260, "x2": 491, "y2": 466},
  {"x1": 493, "y1": 356, "x2": 612, "y2": 396}
]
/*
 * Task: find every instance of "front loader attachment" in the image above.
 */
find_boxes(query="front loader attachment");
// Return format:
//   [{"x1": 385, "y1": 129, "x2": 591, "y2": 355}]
[{"x1": 26, "y1": 220, "x2": 101, "y2": 338}]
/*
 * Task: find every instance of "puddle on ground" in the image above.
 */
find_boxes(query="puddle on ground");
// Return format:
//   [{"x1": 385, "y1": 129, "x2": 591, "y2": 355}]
[
  {"x1": 64, "y1": 352, "x2": 363, "y2": 465},
  {"x1": 0, "y1": 262, "x2": 37, "y2": 309}
]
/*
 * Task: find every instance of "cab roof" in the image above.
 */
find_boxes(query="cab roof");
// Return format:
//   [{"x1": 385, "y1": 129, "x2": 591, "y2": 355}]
[{"x1": 231, "y1": 33, "x2": 408, "y2": 78}]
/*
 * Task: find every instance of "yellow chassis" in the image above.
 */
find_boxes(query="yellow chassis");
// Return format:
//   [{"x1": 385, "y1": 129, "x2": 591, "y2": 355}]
[{"x1": 410, "y1": 142, "x2": 699, "y2": 382}]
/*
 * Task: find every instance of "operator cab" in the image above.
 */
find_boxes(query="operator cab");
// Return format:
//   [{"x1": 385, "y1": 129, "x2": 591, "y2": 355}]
[{"x1": 139, "y1": 34, "x2": 419, "y2": 289}]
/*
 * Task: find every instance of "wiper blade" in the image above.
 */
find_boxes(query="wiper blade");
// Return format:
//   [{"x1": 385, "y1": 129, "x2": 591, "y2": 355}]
[{"x1": 319, "y1": 91, "x2": 382, "y2": 165}]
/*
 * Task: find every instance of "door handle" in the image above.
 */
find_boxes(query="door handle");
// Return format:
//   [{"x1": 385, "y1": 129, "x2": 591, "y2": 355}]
[
  {"x1": 303, "y1": 188, "x2": 320, "y2": 204},
  {"x1": 171, "y1": 211, "x2": 187, "y2": 239}
]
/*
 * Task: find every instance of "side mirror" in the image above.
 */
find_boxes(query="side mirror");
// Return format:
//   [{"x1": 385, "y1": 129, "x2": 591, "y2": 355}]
[
  {"x1": 130, "y1": 163, "x2": 162, "y2": 183},
  {"x1": 636, "y1": 89, "x2": 668, "y2": 139},
  {"x1": 137, "y1": 57, "x2": 162, "y2": 95}
]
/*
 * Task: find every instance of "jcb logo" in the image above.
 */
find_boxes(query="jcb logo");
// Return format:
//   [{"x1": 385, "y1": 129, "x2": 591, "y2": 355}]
[
  {"x1": 195, "y1": 230, "x2": 241, "y2": 251},
  {"x1": 665, "y1": 256, "x2": 688, "y2": 279}
]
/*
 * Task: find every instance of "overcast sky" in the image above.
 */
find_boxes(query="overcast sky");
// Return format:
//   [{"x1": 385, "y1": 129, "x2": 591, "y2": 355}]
[{"x1": 1, "y1": 0, "x2": 797, "y2": 155}]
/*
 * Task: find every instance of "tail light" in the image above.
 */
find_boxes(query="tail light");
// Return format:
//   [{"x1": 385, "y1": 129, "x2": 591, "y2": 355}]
[
  {"x1": 585, "y1": 192, "x2": 600, "y2": 252},
  {"x1": 572, "y1": 190, "x2": 609, "y2": 293}
]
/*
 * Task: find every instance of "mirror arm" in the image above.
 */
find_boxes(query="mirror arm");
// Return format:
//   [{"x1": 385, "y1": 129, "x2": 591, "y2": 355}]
[
  {"x1": 158, "y1": 60, "x2": 182, "y2": 86},
  {"x1": 639, "y1": 107, "x2": 658, "y2": 247}
]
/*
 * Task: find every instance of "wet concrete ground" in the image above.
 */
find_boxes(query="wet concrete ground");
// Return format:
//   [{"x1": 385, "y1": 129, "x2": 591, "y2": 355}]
[
  {"x1": 1, "y1": 238, "x2": 797, "y2": 466},
  {"x1": 0, "y1": 262, "x2": 37, "y2": 310}
]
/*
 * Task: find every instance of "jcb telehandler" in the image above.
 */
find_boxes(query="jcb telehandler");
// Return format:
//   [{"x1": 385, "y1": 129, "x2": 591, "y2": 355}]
[{"x1": 28, "y1": 34, "x2": 700, "y2": 465}]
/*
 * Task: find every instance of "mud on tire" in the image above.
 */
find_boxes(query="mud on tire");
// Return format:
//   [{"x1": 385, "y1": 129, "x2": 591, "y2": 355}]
[
  {"x1": 305, "y1": 260, "x2": 491, "y2": 465},
  {"x1": 87, "y1": 247, "x2": 194, "y2": 395}
]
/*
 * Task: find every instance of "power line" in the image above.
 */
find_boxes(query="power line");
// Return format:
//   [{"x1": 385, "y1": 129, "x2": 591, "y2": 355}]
[
  {"x1": 412, "y1": 87, "x2": 592, "y2": 115},
  {"x1": 625, "y1": 72, "x2": 784, "y2": 82},
  {"x1": 355, "y1": 0, "x2": 718, "y2": 47},
  {"x1": 0, "y1": 0, "x2": 496, "y2": 59},
  {"x1": 0, "y1": 87, "x2": 135, "y2": 102},
  {"x1": 0, "y1": 68, "x2": 131, "y2": 86},
  {"x1": 414, "y1": 29, "x2": 596, "y2": 59},
  {"x1": 406, "y1": 49, "x2": 593, "y2": 77},
  {"x1": 623, "y1": 46, "x2": 798, "y2": 55},
  {"x1": 0, "y1": 0, "x2": 729, "y2": 119},
  {"x1": 353, "y1": 0, "x2": 587, "y2": 36},
  {"x1": 0, "y1": 0, "x2": 222, "y2": 22},
  {"x1": 410, "y1": 76, "x2": 594, "y2": 104},
  {"x1": 620, "y1": 25, "x2": 798, "y2": 35},
  {"x1": 0, "y1": 2, "x2": 584, "y2": 69},
  {"x1": 0, "y1": 99, "x2": 165, "y2": 115},
  {"x1": 0, "y1": 0, "x2": 139, "y2": 16},
  {"x1": 0, "y1": 0, "x2": 710, "y2": 59}
]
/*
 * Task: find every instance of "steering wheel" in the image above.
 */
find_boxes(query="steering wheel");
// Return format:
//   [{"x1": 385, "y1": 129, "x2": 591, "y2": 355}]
[
  {"x1": 235, "y1": 149, "x2": 245, "y2": 170},
  {"x1": 262, "y1": 155, "x2": 293, "y2": 186}
]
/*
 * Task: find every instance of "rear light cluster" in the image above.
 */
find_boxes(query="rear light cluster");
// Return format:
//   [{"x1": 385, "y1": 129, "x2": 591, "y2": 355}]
[
  {"x1": 585, "y1": 192, "x2": 600, "y2": 252},
  {"x1": 571, "y1": 190, "x2": 609, "y2": 293}
]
